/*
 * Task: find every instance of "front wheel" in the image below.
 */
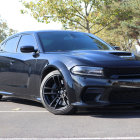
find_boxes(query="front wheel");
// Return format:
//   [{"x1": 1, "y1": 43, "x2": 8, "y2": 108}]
[
  {"x1": 40, "y1": 70, "x2": 76, "y2": 115},
  {"x1": 0, "y1": 95, "x2": 3, "y2": 100}
]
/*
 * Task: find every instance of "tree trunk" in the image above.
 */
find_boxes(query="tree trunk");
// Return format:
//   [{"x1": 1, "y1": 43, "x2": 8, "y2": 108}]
[
  {"x1": 86, "y1": 20, "x2": 90, "y2": 33},
  {"x1": 136, "y1": 38, "x2": 140, "y2": 46}
]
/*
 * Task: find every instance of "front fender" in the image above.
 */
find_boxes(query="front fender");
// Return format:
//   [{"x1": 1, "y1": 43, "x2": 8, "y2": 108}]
[{"x1": 42, "y1": 61, "x2": 77, "y2": 103}]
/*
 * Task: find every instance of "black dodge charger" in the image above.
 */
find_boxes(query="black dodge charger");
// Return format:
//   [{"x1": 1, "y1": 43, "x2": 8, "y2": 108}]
[{"x1": 0, "y1": 30, "x2": 140, "y2": 115}]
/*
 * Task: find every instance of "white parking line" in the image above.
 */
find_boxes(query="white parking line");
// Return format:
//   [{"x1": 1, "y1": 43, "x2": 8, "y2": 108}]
[
  {"x1": 0, "y1": 110, "x2": 48, "y2": 113},
  {"x1": 0, "y1": 138, "x2": 140, "y2": 140}
]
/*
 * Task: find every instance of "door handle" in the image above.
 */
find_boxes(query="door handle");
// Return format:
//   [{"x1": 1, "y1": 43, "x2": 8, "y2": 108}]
[{"x1": 10, "y1": 60, "x2": 15, "y2": 65}]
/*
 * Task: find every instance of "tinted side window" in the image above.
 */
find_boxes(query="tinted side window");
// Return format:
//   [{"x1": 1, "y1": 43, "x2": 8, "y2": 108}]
[
  {"x1": 4, "y1": 37, "x2": 19, "y2": 53},
  {"x1": 17, "y1": 35, "x2": 36, "y2": 52}
]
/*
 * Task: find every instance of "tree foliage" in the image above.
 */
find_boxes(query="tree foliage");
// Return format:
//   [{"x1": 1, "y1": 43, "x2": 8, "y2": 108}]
[
  {"x1": 21, "y1": 0, "x2": 114, "y2": 33},
  {"x1": 102, "y1": 0, "x2": 140, "y2": 50},
  {"x1": 0, "y1": 17, "x2": 17, "y2": 42},
  {"x1": 21, "y1": 0, "x2": 140, "y2": 50}
]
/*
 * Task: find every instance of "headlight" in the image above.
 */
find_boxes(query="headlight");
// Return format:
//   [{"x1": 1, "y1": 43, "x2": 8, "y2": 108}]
[{"x1": 71, "y1": 66, "x2": 104, "y2": 77}]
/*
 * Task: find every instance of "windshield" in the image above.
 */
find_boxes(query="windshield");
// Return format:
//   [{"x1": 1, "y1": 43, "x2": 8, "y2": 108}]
[{"x1": 38, "y1": 31, "x2": 113, "y2": 52}]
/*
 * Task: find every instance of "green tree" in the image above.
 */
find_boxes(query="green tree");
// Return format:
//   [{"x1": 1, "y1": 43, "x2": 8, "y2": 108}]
[
  {"x1": 21, "y1": 0, "x2": 113, "y2": 33},
  {"x1": 0, "y1": 17, "x2": 17, "y2": 42},
  {"x1": 21, "y1": 0, "x2": 140, "y2": 51},
  {"x1": 103, "y1": 0, "x2": 140, "y2": 50}
]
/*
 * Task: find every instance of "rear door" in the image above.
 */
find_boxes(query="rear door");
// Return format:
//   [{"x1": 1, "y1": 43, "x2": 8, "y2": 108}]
[
  {"x1": 0, "y1": 36, "x2": 20, "y2": 94},
  {"x1": 7, "y1": 34, "x2": 38, "y2": 97},
  {"x1": 0, "y1": 34, "x2": 38, "y2": 98}
]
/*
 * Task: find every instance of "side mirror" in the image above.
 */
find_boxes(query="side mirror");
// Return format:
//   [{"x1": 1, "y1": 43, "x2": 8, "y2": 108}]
[
  {"x1": 113, "y1": 46, "x2": 121, "y2": 50},
  {"x1": 20, "y1": 46, "x2": 36, "y2": 53}
]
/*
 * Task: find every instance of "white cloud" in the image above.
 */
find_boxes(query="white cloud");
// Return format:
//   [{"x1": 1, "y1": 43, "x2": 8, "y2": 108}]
[{"x1": 0, "y1": 0, "x2": 62, "y2": 32}]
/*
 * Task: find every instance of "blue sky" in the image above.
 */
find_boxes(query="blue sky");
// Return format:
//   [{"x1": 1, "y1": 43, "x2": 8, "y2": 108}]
[{"x1": 0, "y1": 0, "x2": 62, "y2": 32}]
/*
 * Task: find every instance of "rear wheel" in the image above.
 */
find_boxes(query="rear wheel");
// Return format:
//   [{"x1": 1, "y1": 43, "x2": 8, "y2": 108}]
[
  {"x1": 40, "y1": 70, "x2": 76, "y2": 115},
  {"x1": 0, "y1": 95, "x2": 3, "y2": 100}
]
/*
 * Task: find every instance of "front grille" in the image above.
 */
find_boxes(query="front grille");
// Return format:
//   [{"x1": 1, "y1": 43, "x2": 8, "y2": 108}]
[
  {"x1": 104, "y1": 67, "x2": 140, "y2": 78},
  {"x1": 109, "y1": 88, "x2": 140, "y2": 103}
]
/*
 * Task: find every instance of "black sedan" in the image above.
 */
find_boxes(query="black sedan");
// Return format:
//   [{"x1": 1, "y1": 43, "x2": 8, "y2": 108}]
[{"x1": 0, "y1": 30, "x2": 140, "y2": 115}]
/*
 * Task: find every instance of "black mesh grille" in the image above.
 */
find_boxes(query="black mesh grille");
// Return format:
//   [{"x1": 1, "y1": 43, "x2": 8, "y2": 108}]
[
  {"x1": 104, "y1": 67, "x2": 140, "y2": 78},
  {"x1": 109, "y1": 88, "x2": 140, "y2": 103}
]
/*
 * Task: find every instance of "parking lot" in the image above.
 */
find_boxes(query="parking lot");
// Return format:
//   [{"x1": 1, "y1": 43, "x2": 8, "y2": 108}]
[{"x1": 1, "y1": 96, "x2": 140, "y2": 139}]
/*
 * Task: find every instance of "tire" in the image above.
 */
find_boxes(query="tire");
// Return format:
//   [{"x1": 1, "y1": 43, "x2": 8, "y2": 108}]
[
  {"x1": 0, "y1": 95, "x2": 3, "y2": 100},
  {"x1": 40, "y1": 70, "x2": 76, "y2": 115}
]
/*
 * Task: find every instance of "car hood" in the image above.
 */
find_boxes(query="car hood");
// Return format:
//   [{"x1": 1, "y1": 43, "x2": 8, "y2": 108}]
[
  {"x1": 69, "y1": 50, "x2": 125, "y2": 61},
  {"x1": 62, "y1": 50, "x2": 140, "y2": 68}
]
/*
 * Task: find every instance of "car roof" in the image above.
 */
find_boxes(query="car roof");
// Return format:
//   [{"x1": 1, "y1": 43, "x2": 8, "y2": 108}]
[
  {"x1": 0, "y1": 30, "x2": 103, "y2": 45},
  {"x1": 5, "y1": 30, "x2": 85, "y2": 39},
  {"x1": 0, "y1": 30, "x2": 87, "y2": 44},
  {"x1": 5, "y1": 30, "x2": 86, "y2": 40},
  {"x1": 18, "y1": 30, "x2": 84, "y2": 35}
]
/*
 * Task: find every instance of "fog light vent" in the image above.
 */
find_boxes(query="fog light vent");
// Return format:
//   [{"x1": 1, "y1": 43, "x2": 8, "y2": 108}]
[{"x1": 82, "y1": 88, "x2": 104, "y2": 104}]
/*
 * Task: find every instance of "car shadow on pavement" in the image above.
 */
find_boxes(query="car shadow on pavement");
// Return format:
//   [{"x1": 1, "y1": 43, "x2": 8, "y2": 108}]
[
  {"x1": 1, "y1": 96, "x2": 140, "y2": 118},
  {"x1": 1, "y1": 96, "x2": 43, "y2": 107},
  {"x1": 76, "y1": 107, "x2": 140, "y2": 119}
]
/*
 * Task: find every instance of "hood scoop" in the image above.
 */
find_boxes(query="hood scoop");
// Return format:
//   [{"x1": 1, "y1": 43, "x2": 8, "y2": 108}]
[{"x1": 109, "y1": 52, "x2": 135, "y2": 60}]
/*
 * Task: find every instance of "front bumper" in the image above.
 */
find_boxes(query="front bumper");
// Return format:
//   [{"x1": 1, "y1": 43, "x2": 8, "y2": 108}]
[{"x1": 70, "y1": 74, "x2": 140, "y2": 107}]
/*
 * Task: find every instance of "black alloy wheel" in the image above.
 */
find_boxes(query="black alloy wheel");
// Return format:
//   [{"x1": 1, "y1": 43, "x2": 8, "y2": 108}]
[{"x1": 40, "y1": 70, "x2": 76, "y2": 115}]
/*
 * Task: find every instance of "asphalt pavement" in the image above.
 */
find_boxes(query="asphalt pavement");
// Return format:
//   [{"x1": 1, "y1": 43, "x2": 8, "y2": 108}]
[{"x1": 1, "y1": 96, "x2": 140, "y2": 139}]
